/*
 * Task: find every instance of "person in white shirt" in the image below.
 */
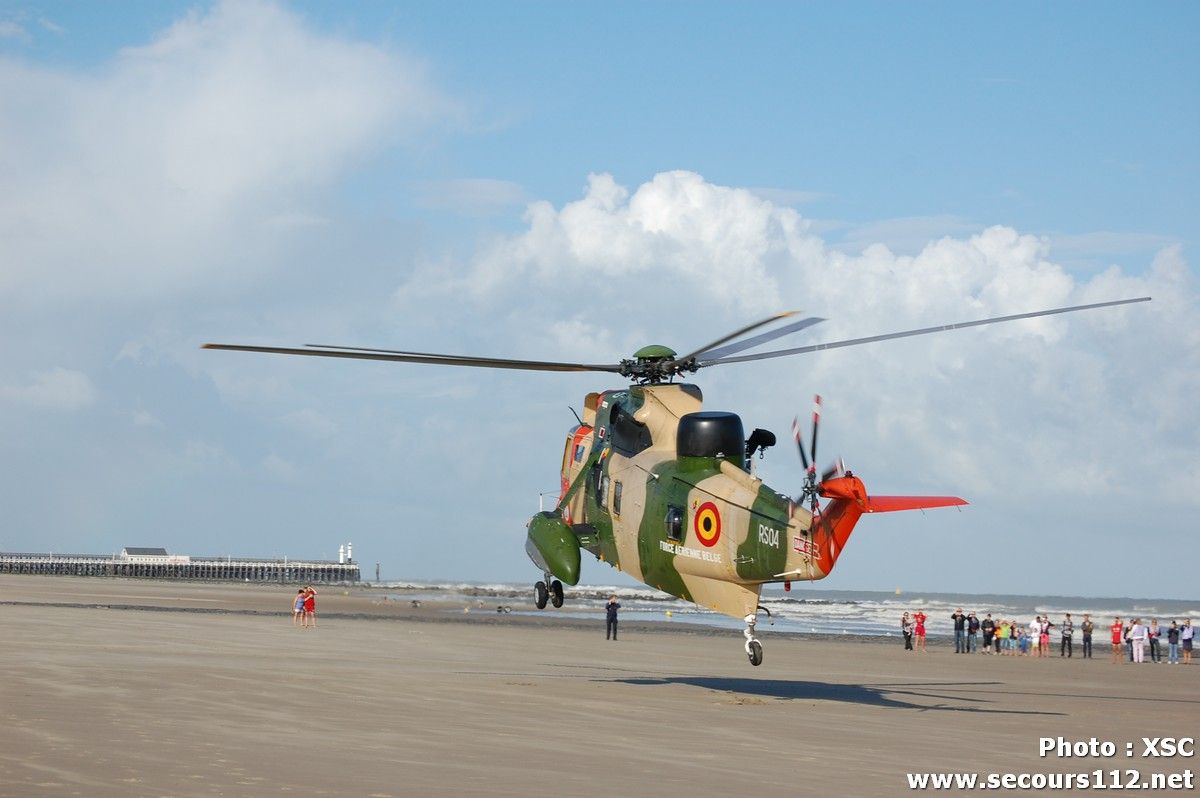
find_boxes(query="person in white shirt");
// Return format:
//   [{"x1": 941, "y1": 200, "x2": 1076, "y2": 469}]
[
  {"x1": 1029, "y1": 617, "x2": 1043, "y2": 656},
  {"x1": 1182, "y1": 619, "x2": 1194, "y2": 665},
  {"x1": 1129, "y1": 618, "x2": 1148, "y2": 663}
]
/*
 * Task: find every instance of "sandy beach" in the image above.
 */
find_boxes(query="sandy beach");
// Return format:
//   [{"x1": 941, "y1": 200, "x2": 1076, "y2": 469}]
[{"x1": 2, "y1": 575, "x2": 1195, "y2": 797}]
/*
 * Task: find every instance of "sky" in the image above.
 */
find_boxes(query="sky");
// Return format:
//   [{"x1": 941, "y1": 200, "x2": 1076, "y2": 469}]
[{"x1": 0, "y1": 1, "x2": 1196, "y2": 599}]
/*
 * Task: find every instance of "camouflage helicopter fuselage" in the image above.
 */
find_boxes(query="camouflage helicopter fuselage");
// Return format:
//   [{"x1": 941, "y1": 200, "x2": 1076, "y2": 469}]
[{"x1": 525, "y1": 383, "x2": 925, "y2": 623}]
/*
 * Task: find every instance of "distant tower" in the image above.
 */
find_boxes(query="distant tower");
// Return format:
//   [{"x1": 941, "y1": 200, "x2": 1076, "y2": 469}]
[
  {"x1": 347, "y1": 542, "x2": 353, "y2": 563},
  {"x1": 338, "y1": 544, "x2": 345, "y2": 565}
]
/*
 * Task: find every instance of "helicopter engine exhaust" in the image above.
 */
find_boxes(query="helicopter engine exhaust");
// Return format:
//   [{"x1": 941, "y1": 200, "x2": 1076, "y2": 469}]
[{"x1": 525, "y1": 511, "x2": 581, "y2": 586}]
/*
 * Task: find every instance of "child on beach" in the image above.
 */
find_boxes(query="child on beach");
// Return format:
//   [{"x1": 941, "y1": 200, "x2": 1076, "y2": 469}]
[{"x1": 292, "y1": 589, "x2": 305, "y2": 626}]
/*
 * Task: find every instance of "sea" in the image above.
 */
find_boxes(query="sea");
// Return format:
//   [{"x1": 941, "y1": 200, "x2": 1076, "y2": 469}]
[{"x1": 380, "y1": 581, "x2": 1199, "y2": 638}]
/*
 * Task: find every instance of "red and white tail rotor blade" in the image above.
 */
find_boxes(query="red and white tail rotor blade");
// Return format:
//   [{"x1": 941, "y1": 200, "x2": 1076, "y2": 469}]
[
  {"x1": 809, "y1": 394, "x2": 821, "y2": 477},
  {"x1": 791, "y1": 416, "x2": 810, "y2": 472}
]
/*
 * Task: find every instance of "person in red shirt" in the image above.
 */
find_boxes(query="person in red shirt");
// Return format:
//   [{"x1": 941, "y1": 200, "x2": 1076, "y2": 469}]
[
  {"x1": 1110, "y1": 617, "x2": 1124, "y2": 663},
  {"x1": 914, "y1": 610, "x2": 928, "y2": 653},
  {"x1": 303, "y1": 586, "x2": 318, "y2": 629}
]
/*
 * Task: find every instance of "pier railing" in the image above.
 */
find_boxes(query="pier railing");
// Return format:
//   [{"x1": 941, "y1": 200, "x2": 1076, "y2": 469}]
[{"x1": 0, "y1": 552, "x2": 360, "y2": 583}]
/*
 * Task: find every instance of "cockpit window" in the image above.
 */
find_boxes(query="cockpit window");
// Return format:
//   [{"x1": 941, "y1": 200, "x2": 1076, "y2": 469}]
[{"x1": 609, "y1": 403, "x2": 652, "y2": 456}]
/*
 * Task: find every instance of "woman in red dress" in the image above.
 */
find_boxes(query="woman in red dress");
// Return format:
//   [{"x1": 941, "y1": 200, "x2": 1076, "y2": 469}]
[
  {"x1": 914, "y1": 610, "x2": 928, "y2": 653},
  {"x1": 303, "y1": 586, "x2": 317, "y2": 629}
]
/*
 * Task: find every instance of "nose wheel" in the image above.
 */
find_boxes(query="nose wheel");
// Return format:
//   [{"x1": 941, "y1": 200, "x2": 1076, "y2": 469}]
[{"x1": 744, "y1": 614, "x2": 764, "y2": 666}]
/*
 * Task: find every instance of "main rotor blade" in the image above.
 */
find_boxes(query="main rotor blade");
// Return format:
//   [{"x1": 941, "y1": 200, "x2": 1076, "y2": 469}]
[
  {"x1": 676, "y1": 311, "x2": 800, "y2": 363},
  {"x1": 694, "y1": 316, "x2": 826, "y2": 361},
  {"x1": 705, "y1": 297, "x2": 1151, "y2": 365},
  {"x1": 201, "y1": 344, "x2": 625, "y2": 374}
]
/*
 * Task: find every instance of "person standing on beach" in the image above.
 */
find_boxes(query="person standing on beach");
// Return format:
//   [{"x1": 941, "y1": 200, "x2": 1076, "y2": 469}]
[
  {"x1": 1081, "y1": 614, "x2": 1094, "y2": 659},
  {"x1": 981, "y1": 614, "x2": 995, "y2": 654},
  {"x1": 292, "y1": 589, "x2": 305, "y2": 627},
  {"x1": 1148, "y1": 619, "x2": 1161, "y2": 663},
  {"x1": 303, "y1": 586, "x2": 317, "y2": 628},
  {"x1": 1060, "y1": 613, "x2": 1074, "y2": 658},
  {"x1": 901, "y1": 612, "x2": 914, "y2": 650},
  {"x1": 966, "y1": 612, "x2": 980, "y2": 653},
  {"x1": 605, "y1": 596, "x2": 620, "y2": 640},
  {"x1": 1110, "y1": 617, "x2": 1124, "y2": 663},
  {"x1": 1029, "y1": 617, "x2": 1042, "y2": 657},
  {"x1": 1181, "y1": 619, "x2": 1193, "y2": 664},
  {"x1": 1167, "y1": 621, "x2": 1180, "y2": 664},
  {"x1": 914, "y1": 610, "x2": 927, "y2": 653},
  {"x1": 1129, "y1": 618, "x2": 1147, "y2": 663},
  {"x1": 951, "y1": 608, "x2": 967, "y2": 653}
]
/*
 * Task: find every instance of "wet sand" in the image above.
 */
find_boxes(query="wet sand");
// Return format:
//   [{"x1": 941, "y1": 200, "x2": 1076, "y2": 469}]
[{"x1": 2, "y1": 575, "x2": 1195, "y2": 797}]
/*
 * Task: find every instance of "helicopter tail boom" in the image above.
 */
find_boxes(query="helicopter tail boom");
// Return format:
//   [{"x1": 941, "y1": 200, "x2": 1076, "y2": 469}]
[{"x1": 810, "y1": 475, "x2": 967, "y2": 572}]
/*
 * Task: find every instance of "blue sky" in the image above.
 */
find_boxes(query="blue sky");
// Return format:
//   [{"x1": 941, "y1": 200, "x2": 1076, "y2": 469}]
[{"x1": 0, "y1": 1, "x2": 1196, "y2": 598}]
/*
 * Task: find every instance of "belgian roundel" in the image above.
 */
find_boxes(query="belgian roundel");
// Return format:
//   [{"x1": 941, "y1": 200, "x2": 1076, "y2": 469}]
[{"x1": 693, "y1": 501, "x2": 721, "y2": 547}]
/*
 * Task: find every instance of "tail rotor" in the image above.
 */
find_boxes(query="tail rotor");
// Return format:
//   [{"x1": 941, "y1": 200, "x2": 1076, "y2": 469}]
[{"x1": 791, "y1": 394, "x2": 844, "y2": 517}]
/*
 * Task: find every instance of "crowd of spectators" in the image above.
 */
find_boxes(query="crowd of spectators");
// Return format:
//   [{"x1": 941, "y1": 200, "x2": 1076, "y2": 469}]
[{"x1": 900, "y1": 609, "x2": 1193, "y2": 664}]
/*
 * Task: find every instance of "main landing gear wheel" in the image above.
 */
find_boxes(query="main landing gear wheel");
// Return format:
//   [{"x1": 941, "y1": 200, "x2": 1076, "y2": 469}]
[
  {"x1": 743, "y1": 613, "x2": 763, "y2": 666},
  {"x1": 550, "y1": 580, "x2": 564, "y2": 608},
  {"x1": 534, "y1": 581, "x2": 549, "y2": 609}
]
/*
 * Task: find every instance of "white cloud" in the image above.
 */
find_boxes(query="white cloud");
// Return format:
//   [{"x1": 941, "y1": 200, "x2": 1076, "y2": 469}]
[
  {"x1": 397, "y1": 171, "x2": 1198, "y2": 506},
  {"x1": 829, "y1": 214, "x2": 983, "y2": 255},
  {"x1": 0, "y1": 0, "x2": 454, "y2": 307},
  {"x1": 0, "y1": 367, "x2": 96, "y2": 410},
  {"x1": 443, "y1": 170, "x2": 815, "y2": 313}
]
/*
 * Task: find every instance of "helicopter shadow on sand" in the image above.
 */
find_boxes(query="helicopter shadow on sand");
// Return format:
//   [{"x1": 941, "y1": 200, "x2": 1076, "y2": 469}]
[{"x1": 604, "y1": 676, "x2": 1065, "y2": 716}]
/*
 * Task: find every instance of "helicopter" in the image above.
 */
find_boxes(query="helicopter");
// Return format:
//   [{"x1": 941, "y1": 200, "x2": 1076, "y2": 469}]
[{"x1": 205, "y1": 295, "x2": 1149, "y2": 666}]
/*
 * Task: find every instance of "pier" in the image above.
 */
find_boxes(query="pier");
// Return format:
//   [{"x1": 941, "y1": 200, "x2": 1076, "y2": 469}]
[{"x1": 0, "y1": 547, "x2": 359, "y2": 584}]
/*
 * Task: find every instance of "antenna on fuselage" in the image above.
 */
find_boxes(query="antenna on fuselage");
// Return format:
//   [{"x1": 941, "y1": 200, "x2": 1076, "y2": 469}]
[{"x1": 569, "y1": 405, "x2": 583, "y2": 426}]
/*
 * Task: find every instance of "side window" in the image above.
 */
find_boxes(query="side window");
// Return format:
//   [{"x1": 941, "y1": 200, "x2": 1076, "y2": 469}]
[
  {"x1": 574, "y1": 443, "x2": 586, "y2": 462},
  {"x1": 664, "y1": 505, "x2": 684, "y2": 541},
  {"x1": 598, "y1": 475, "x2": 609, "y2": 508},
  {"x1": 613, "y1": 481, "x2": 623, "y2": 516}
]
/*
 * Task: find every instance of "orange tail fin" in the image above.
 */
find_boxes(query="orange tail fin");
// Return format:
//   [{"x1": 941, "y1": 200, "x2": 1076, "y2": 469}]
[{"x1": 813, "y1": 475, "x2": 967, "y2": 570}]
